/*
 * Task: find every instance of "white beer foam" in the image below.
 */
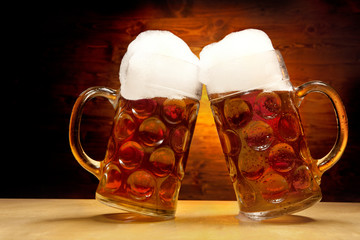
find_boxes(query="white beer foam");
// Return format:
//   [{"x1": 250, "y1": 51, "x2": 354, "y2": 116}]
[
  {"x1": 119, "y1": 30, "x2": 202, "y2": 100},
  {"x1": 199, "y1": 29, "x2": 292, "y2": 95}
]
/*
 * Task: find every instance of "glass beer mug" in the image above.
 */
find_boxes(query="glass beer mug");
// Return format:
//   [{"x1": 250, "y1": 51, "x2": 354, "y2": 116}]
[
  {"x1": 69, "y1": 31, "x2": 202, "y2": 219},
  {"x1": 200, "y1": 30, "x2": 348, "y2": 220}
]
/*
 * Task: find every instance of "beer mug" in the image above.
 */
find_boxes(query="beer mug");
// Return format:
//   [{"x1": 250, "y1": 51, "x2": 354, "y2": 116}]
[
  {"x1": 69, "y1": 31, "x2": 202, "y2": 219},
  {"x1": 200, "y1": 29, "x2": 348, "y2": 220}
]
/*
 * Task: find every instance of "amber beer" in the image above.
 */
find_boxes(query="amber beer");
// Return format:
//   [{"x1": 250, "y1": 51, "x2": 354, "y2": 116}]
[
  {"x1": 96, "y1": 96, "x2": 199, "y2": 216},
  {"x1": 200, "y1": 30, "x2": 347, "y2": 220},
  {"x1": 210, "y1": 90, "x2": 322, "y2": 219}
]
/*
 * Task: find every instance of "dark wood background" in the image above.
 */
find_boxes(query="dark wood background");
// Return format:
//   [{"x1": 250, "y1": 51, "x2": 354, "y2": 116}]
[{"x1": 5, "y1": 0, "x2": 360, "y2": 202}]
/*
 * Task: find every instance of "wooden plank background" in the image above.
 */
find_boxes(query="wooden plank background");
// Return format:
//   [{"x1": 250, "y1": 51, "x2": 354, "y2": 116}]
[{"x1": 5, "y1": 0, "x2": 360, "y2": 201}]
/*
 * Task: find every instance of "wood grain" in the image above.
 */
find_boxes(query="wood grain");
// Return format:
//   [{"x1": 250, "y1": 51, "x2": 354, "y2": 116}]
[{"x1": 5, "y1": 0, "x2": 360, "y2": 201}]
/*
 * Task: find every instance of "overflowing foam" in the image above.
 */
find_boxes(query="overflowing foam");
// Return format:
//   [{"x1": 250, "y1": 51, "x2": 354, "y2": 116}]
[
  {"x1": 199, "y1": 29, "x2": 292, "y2": 96},
  {"x1": 119, "y1": 30, "x2": 202, "y2": 100}
]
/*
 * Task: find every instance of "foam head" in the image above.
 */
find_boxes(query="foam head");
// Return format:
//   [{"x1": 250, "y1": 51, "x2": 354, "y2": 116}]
[
  {"x1": 199, "y1": 29, "x2": 292, "y2": 98},
  {"x1": 119, "y1": 30, "x2": 202, "y2": 100}
]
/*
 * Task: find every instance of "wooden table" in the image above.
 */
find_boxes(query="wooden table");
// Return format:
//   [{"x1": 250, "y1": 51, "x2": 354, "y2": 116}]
[{"x1": 0, "y1": 199, "x2": 359, "y2": 239}]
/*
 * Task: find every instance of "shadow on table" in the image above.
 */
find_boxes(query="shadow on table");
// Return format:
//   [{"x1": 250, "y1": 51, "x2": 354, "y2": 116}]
[
  {"x1": 233, "y1": 213, "x2": 316, "y2": 224},
  {"x1": 93, "y1": 212, "x2": 168, "y2": 223},
  {"x1": 39, "y1": 211, "x2": 340, "y2": 226},
  {"x1": 90, "y1": 212, "x2": 316, "y2": 225}
]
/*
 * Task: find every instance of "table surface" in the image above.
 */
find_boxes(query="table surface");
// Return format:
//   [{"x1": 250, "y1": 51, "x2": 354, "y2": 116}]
[{"x1": 0, "y1": 199, "x2": 359, "y2": 240}]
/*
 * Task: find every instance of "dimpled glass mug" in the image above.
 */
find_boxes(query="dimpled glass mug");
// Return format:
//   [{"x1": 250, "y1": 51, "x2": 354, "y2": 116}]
[
  {"x1": 69, "y1": 31, "x2": 202, "y2": 219},
  {"x1": 199, "y1": 29, "x2": 348, "y2": 220}
]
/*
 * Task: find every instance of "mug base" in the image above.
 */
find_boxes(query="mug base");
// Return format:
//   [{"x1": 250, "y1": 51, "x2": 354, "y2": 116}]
[
  {"x1": 96, "y1": 192, "x2": 175, "y2": 220},
  {"x1": 239, "y1": 193, "x2": 322, "y2": 221}
]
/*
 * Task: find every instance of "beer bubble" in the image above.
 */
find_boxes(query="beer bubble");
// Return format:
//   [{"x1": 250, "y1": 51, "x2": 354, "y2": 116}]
[
  {"x1": 188, "y1": 102, "x2": 199, "y2": 124},
  {"x1": 149, "y1": 147, "x2": 176, "y2": 177},
  {"x1": 171, "y1": 126, "x2": 190, "y2": 153},
  {"x1": 100, "y1": 163, "x2": 122, "y2": 192},
  {"x1": 118, "y1": 141, "x2": 144, "y2": 170},
  {"x1": 293, "y1": 165, "x2": 313, "y2": 191},
  {"x1": 268, "y1": 143, "x2": 296, "y2": 173},
  {"x1": 218, "y1": 129, "x2": 241, "y2": 156},
  {"x1": 211, "y1": 105, "x2": 223, "y2": 126},
  {"x1": 299, "y1": 139, "x2": 312, "y2": 165},
  {"x1": 131, "y1": 99, "x2": 157, "y2": 119},
  {"x1": 159, "y1": 176, "x2": 180, "y2": 204},
  {"x1": 260, "y1": 172, "x2": 289, "y2": 203},
  {"x1": 244, "y1": 121, "x2": 274, "y2": 151},
  {"x1": 176, "y1": 157, "x2": 185, "y2": 180},
  {"x1": 163, "y1": 99, "x2": 186, "y2": 124},
  {"x1": 114, "y1": 113, "x2": 136, "y2": 140},
  {"x1": 128, "y1": 170, "x2": 156, "y2": 201},
  {"x1": 118, "y1": 97, "x2": 126, "y2": 110},
  {"x1": 278, "y1": 113, "x2": 300, "y2": 141},
  {"x1": 236, "y1": 180, "x2": 256, "y2": 207},
  {"x1": 239, "y1": 152, "x2": 265, "y2": 180},
  {"x1": 226, "y1": 157, "x2": 238, "y2": 182},
  {"x1": 224, "y1": 97, "x2": 252, "y2": 128},
  {"x1": 139, "y1": 117, "x2": 167, "y2": 146},
  {"x1": 106, "y1": 137, "x2": 116, "y2": 161},
  {"x1": 254, "y1": 91, "x2": 281, "y2": 119}
]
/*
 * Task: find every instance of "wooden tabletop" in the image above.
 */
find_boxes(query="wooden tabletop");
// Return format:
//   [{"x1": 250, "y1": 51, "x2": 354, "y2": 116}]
[{"x1": 0, "y1": 199, "x2": 359, "y2": 240}]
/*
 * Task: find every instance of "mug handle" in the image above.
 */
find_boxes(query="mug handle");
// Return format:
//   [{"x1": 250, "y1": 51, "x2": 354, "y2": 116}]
[
  {"x1": 295, "y1": 81, "x2": 348, "y2": 176},
  {"x1": 69, "y1": 87, "x2": 118, "y2": 179}
]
